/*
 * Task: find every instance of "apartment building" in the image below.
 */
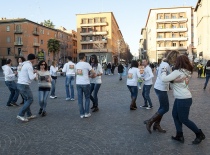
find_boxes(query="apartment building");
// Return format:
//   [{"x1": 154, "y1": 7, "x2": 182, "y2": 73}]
[
  {"x1": 76, "y1": 12, "x2": 126, "y2": 64},
  {"x1": 195, "y1": 0, "x2": 210, "y2": 62},
  {"x1": 144, "y1": 7, "x2": 195, "y2": 63},
  {"x1": 139, "y1": 28, "x2": 147, "y2": 59},
  {"x1": 0, "y1": 18, "x2": 76, "y2": 67}
]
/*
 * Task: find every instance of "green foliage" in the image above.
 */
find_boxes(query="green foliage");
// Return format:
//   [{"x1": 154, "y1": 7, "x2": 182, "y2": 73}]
[
  {"x1": 47, "y1": 39, "x2": 60, "y2": 59},
  {"x1": 43, "y1": 19, "x2": 55, "y2": 28}
]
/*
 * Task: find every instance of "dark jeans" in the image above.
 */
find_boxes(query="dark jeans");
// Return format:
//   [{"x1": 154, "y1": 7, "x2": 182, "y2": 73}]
[
  {"x1": 5, "y1": 81, "x2": 19, "y2": 105},
  {"x1": 90, "y1": 83, "x2": 101, "y2": 107},
  {"x1": 17, "y1": 84, "x2": 33, "y2": 117},
  {"x1": 127, "y1": 85, "x2": 138, "y2": 98},
  {"x1": 65, "y1": 75, "x2": 74, "y2": 98},
  {"x1": 76, "y1": 84, "x2": 90, "y2": 115},
  {"x1": 51, "y1": 79, "x2": 56, "y2": 96},
  {"x1": 204, "y1": 75, "x2": 210, "y2": 88},
  {"x1": 172, "y1": 98, "x2": 199, "y2": 133},
  {"x1": 142, "y1": 85, "x2": 152, "y2": 106},
  {"x1": 154, "y1": 88, "x2": 169, "y2": 116}
]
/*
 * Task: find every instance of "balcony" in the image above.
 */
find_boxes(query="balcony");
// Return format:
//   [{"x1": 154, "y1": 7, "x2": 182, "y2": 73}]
[
  {"x1": 14, "y1": 42, "x2": 23, "y2": 46},
  {"x1": 156, "y1": 18, "x2": 188, "y2": 23},
  {"x1": 14, "y1": 29, "x2": 23, "y2": 34},
  {"x1": 33, "y1": 31, "x2": 39, "y2": 36},
  {"x1": 80, "y1": 48, "x2": 108, "y2": 53},
  {"x1": 157, "y1": 46, "x2": 187, "y2": 51},
  {"x1": 80, "y1": 31, "x2": 108, "y2": 36},
  {"x1": 156, "y1": 37, "x2": 188, "y2": 41},
  {"x1": 33, "y1": 43, "x2": 40, "y2": 47},
  {"x1": 80, "y1": 22, "x2": 108, "y2": 27},
  {"x1": 156, "y1": 27, "x2": 188, "y2": 32},
  {"x1": 80, "y1": 40, "x2": 107, "y2": 44}
]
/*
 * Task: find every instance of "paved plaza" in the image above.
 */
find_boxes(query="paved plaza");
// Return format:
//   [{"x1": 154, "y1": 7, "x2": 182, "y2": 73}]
[{"x1": 0, "y1": 70, "x2": 209, "y2": 155}]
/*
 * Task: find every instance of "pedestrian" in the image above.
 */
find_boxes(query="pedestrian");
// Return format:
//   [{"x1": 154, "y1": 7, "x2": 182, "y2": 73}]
[
  {"x1": 50, "y1": 60, "x2": 60, "y2": 99},
  {"x1": 118, "y1": 63, "x2": 124, "y2": 80},
  {"x1": 17, "y1": 57, "x2": 26, "y2": 105},
  {"x1": 203, "y1": 60, "x2": 210, "y2": 90},
  {"x1": 62, "y1": 56, "x2": 76, "y2": 101},
  {"x1": 16, "y1": 54, "x2": 37, "y2": 122},
  {"x1": 75, "y1": 53, "x2": 95, "y2": 118},
  {"x1": 138, "y1": 61, "x2": 144, "y2": 89},
  {"x1": 139, "y1": 59, "x2": 154, "y2": 110},
  {"x1": 161, "y1": 55, "x2": 205, "y2": 144},
  {"x1": 127, "y1": 60, "x2": 141, "y2": 110},
  {"x1": 144, "y1": 50, "x2": 180, "y2": 133},
  {"x1": 197, "y1": 63, "x2": 203, "y2": 78},
  {"x1": 111, "y1": 63, "x2": 116, "y2": 74},
  {"x1": 89, "y1": 54, "x2": 103, "y2": 112},
  {"x1": 35, "y1": 60, "x2": 51, "y2": 117},
  {"x1": 107, "y1": 62, "x2": 112, "y2": 75},
  {"x1": 2, "y1": 59, "x2": 19, "y2": 107},
  {"x1": 103, "y1": 62, "x2": 108, "y2": 75}
]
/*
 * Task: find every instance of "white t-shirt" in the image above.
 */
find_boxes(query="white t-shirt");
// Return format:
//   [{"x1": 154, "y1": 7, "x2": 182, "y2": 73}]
[
  {"x1": 90, "y1": 63, "x2": 103, "y2": 84},
  {"x1": 126, "y1": 67, "x2": 141, "y2": 86},
  {"x1": 76, "y1": 61, "x2": 92, "y2": 85},
  {"x1": 62, "y1": 61, "x2": 76, "y2": 76}
]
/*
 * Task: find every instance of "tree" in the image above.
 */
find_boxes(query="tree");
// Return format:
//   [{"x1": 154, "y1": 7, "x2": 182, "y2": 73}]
[
  {"x1": 47, "y1": 39, "x2": 60, "y2": 60},
  {"x1": 43, "y1": 19, "x2": 55, "y2": 28}
]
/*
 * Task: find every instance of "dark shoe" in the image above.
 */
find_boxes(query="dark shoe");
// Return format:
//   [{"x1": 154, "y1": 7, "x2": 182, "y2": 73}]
[
  {"x1": 153, "y1": 116, "x2": 166, "y2": 133},
  {"x1": 20, "y1": 101, "x2": 24, "y2": 105},
  {"x1": 203, "y1": 86, "x2": 206, "y2": 90},
  {"x1": 171, "y1": 132, "x2": 184, "y2": 143},
  {"x1": 192, "y1": 129, "x2": 205, "y2": 144},
  {"x1": 91, "y1": 105, "x2": 95, "y2": 109},
  {"x1": 41, "y1": 111, "x2": 47, "y2": 117},
  {"x1": 11, "y1": 102, "x2": 19, "y2": 106},
  {"x1": 130, "y1": 98, "x2": 137, "y2": 110},
  {"x1": 38, "y1": 108, "x2": 43, "y2": 115},
  {"x1": 6, "y1": 103, "x2": 14, "y2": 107},
  {"x1": 145, "y1": 112, "x2": 162, "y2": 134},
  {"x1": 130, "y1": 106, "x2": 137, "y2": 110},
  {"x1": 92, "y1": 107, "x2": 99, "y2": 112}
]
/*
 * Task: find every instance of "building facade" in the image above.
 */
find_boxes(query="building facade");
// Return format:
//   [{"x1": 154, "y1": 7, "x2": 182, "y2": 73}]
[
  {"x1": 0, "y1": 18, "x2": 76, "y2": 67},
  {"x1": 76, "y1": 12, "x2": 126, "y2": 64},
  {"x1": 195, "y1": 0, "x2": 210, "y2": 63},
  {"x1": 144, "y1": 7, "x2": 195, "y2": 63}
]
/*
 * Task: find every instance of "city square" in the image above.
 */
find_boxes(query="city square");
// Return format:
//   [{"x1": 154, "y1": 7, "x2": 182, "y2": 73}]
[{"x1": 0, "y1": 71, "x2": 209, "y2": 155}]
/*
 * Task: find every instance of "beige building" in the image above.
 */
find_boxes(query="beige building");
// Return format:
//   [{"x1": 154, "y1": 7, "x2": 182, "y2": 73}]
[
  {"x1": 144, "y1": 7, "x2": 195, "y2": 63},
  {"x1": 76, "y1": 12, "x2": 126, "y2": 64},
  {"x1": 195, "y1": 0, "x2": 210, "y2": 62},
  {"x1": 0, "y1": 18, "x2": 77, "y2": 67}
]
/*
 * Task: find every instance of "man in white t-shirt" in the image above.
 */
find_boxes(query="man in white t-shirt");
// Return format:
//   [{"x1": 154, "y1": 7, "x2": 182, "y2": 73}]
[
  {"x1": 62, "y1": 56, "x2": 76, "y2": 101},
  {"x1": 76, "y1": 53, "x2": 95, "y2": 118}
]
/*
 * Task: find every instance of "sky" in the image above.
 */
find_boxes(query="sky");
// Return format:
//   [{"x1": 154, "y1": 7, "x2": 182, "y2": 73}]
[{"x1": 0, "y1": 0, "x2": 198, "y2": 56}]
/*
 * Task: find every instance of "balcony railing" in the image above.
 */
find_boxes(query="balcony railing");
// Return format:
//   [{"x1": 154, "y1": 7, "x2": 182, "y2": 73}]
[
  {"x1": 14, "y1": 42, "x2": 23, "y2": 46},
  {"x1": 14, "y1": 29, "x2": 23, "y2": 34},
  {"x1": 156, "y1": 18, "x2": 188, "y2": 23},
  {"x1": 80, "y1": 48, "x2": 108, "y2": 53},
  {"x1": 80, "y1": 22, "x2": 107, "y2": 27},
  {"x1": 33, "y1": 31, "x2": 39, "y2": 36},
  {"x1": 156, "y1": 37, "x2": 188, "y2": 41},
  {"x1": 156, "y1": 27, "x2": 188, "y2": 32},
  {"x1": 80, "y1": 40, "x2": 107, "y2": 44},
  {"x1": 33, "y1": 43, "x2": 40, "y2": 46},
  {"x1": 157, "y1": 46, "x2": 187, "y2": 51},
  {"x1": 80, "y1": 31, "x2": 108, "y2": 36}
]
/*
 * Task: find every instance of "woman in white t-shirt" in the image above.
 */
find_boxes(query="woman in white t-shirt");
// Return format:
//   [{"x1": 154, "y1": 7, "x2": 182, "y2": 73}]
[
  {"x1": 89, "y1": 55, "x2": 103, "y2": 112},
  {"x1": 127, "y1": 60, "x2": 141, "y2": 110},
  {"x1": 50, "y1": 60, "x2": 60, "y2": 99}
]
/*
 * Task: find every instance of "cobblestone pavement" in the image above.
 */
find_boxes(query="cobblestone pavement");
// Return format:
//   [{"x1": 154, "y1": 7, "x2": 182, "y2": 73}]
[{"x1": 0, "y1": 70, "x2": 209, "y2": 155}]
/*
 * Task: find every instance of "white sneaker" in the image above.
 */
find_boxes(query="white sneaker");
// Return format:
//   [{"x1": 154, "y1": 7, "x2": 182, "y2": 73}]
[
  {"x1": 17, "y1": 115, "x2": 28, "y2": 122},
  {"x1": 70, "y1": 98, "x2": 75, "y2": 101},
  {"x1": 80, "y1": 115, "x2": 85, "y2": 118},
  {"x1": 66, "y1": 98, "x2": 70, "y2": 101},
  {"x1": 139, "y1": 87, "x2": 141, "y2": 90},
  {"x1": 146, "y1": 106, "x2": 153, "y2": 110},
  {"x1": 27, "y1": 115, "x2": 36, "y2": 119},
  {"x1": 85, "y1": 113, "x2": 91, "y2": 118},
  {"x1": 50, "y1": 96, "x2": 55, "y2": 99}
]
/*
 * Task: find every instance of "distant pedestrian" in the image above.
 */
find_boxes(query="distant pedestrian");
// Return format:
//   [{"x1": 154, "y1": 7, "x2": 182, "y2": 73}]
[
  {"x1": 50, "y1": 60, "x2": 60, "y2": 99},
  {"x1": 103, "y1": 63, "x2": 108, "y2": 75},
  {"x1": 89, "y1": 55, "x2": 103, "y2": 112},
  {"x1": 118, "y1": 63, "x2": 124, "y2": 80},
  {"x1": 203, "y1": 60, "x2": 210, "y2": 90},
  {"x1": 17, "y1": 54, "x2": 37, "y2": 122},
  {"x1": 107, "y1": 62, "x2": 112, "y2": 75},
  {"x1": 111, "y1": 63, "x2": 116, "y2": 74},
  {"x1": 197, "y1": 63, "x2": 203, "y2": 78},
  {"x1": 36, "y1": 60, "x2": 51, "y2": 117},
  {"x1": 75, "y1": 53, "x2": 95, "y2": 118},
  {"x1": 2, "y1": 59, "x2": 19, "y2": 107},
  {"x1": 161, "y1": 55, "x2": 205, "y2": 144},
  {"x1": 62, "y1": 56, "x2": 76, "y2": 101}
]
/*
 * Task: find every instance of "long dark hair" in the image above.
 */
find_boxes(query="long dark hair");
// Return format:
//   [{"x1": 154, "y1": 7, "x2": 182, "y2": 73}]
[
  {"x1": 174, "y1": 55, "x2": 193, "y2": 73},
  {"x1": 89, "y1": 54, "x2": 98, "y2": 67},
  {"x1": 38, "y1": 60, "x2": 48, "y2": 71},
  {"x1": 130, "y1": 60, "x2": 138, "y2": 68},
  {"x1": 206, "y1": 60, "x2": 210, "y2": 67}
]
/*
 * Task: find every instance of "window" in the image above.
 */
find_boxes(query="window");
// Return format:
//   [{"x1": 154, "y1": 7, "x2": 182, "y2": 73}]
[
  {"x1": 18, "y1": 48, "x2": 21, "y2": 55},
  {"x1": 172, "y1": 16, "x2": 176, "y2": 19},
  {"x1": 16, "y1": 37, "x2": 22, "y2": 44},
  {"x1": 180, "y1": 43, "x2": 184, "y2": 47},
  {"x1": 47, "y1": 31, "x2": 49, "y2": 35},
  {"x1": 94, "y1": 17, "x2": 100, "y2": 23},
  {"x1": 7, "y1": 48, "x2": 11, "y2": 55},
  {"x1": 180, "y1": 25, "x2": 184, "y2": 28},
  {"x1": 172, "y1": 34, "x2": 175, "y2": 38},
  {"x1": 41, "y1": 40, "x2": 43, "y2": 44},
  {"x1": 34, "y1": 48, "x2": 37, "y2": 55},
  {"x1": 7, "y1": 37, "x2": 11, "y2": 43},
  {"x1": 172, "y1": 43, "x2": 176, "y2": 47},
  {"x1": 101, "y1": 17, "x2": 106, "y2": 23},
  {"x1": 81, "y1": 18, "x2": 87, "y2": 24},
  {"x1": 16, "y1": 25, "x2": 21, "y2": 31},
  {"x1": 165, "y1": 15, "x2": 169, "y2": 19},
  {"x1": 88, "y1": 19, "x2": 93, "y2": 23},
  {"x1": 180, "y1": 34, "x2": 184, "y2": 37},
  {"x1": 172, "y1": 25, "x2": 176, "y2": 28},
  {"x1": 6, "y1": 26, "x2": 10, "y2": 31}
]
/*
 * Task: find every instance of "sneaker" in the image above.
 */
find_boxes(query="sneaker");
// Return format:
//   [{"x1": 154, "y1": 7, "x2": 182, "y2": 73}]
[
  {"x1": 84, "y1": 113, "x2": 91, "y2": 118},
  {"x1": 92, "y1": 107, "x2": 99, "y2": 112},
  {"x1": 140, "y1": 105, "x2": 148, "y2": 108},
  {"x1": 11, "y1": 102, "x2": 19, "y2": 106},
  {"x1": 6, "y1": 103, "x2": 14, "y2": 107},
  {"x1": 80, "y1": 115, "x2": 85, "y2": 118},
  {"x1": 70, "y1": 98, "x2": 75, "y2": 101},
  {"x1": 27, "y1": 115, "x2": 36, "y2": 119},
  {"x1": 50, "y1": 96, "x2": 55, "y2": 99},
  {"x1": 139, "y1": 87, "x2": 141, "y2": 90},
  {"x1": 38, "y1": 108, "x2": 43, "y2": 115},
  {"x1": 17, "y1": 115, "x2": 28, "y2": 122},
  {"x1": 54, "y1": 96, "x2": 57, "y2": 98},
  {"x1": 41, "y1": 111, "x2": 47, "y2": 117},
  {"x1": 146, "y1": 106, "x2": 153, "y2": 110},
  {"x1": 65, "y1": 98, "x2": 71, "y2": 101}
]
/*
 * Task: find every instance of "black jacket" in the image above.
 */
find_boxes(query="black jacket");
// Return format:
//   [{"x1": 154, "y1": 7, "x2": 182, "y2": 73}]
[{"x1": 118, "y1": 64, "x2": 124, "y2": 73}]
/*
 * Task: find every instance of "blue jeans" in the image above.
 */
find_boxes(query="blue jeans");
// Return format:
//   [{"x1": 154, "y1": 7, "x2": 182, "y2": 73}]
[
  {"x1": 39, "y1": 91, "x2": 50, "y2": 111},
  {"x1": 127, "y1": 85, "x2": 138, "y2": 98},
  {"x1": 76, "y1": 84, "x2": 90, "y2": 115},
  {"x1": 17, "y1": 84, "x2": 33, "y2": 117},
  {"x1": 51, "y1": 79, "x2": 56, "y2": 96},
  {"x1": 138, "y1": 82, "x2": 142, "y2": 88},
  {"x1": 172, "y1": 98, "x2": 199, "y2": 133},
  {"x1": 65, "y1": 75, "x2": 74, "y2": 98},
  {"x1": 204, "y1": 75, "x2": 210, "y2": 88},
  {"x1": 142, "y1": 85, "x2": 152, "y2": 106},
  {"x1": 154, "y1": 88, "x2": 169, "y2": 116},
  {"x1": 119, "y1": 73, "x2": 123, "y2": 79},
  {"x1": 5, "y1": 81, "x2": 19, "y2": 105},
  {"x1": 90, "y1": 83, "x2": 101, "y2": 107},
  {"x1": 107, "y1": 69, "x2": 111, "y2": 75}
]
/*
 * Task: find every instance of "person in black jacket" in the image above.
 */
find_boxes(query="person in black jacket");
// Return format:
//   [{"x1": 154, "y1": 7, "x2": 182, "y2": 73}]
[
  {"x1": 118, "y1": 63, "x2": 124, "y2": 80},
  {"x1": 107, "y1": 62, "x2": 112, "y2": 75},
  {"x1": 203, "y1": 60, "x2": 210, "y2": 89}
]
